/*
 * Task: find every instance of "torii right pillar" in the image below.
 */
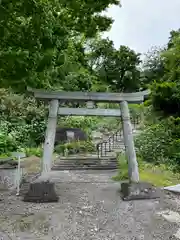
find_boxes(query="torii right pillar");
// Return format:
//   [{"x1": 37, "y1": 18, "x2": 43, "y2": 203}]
[{"x1": 120, "y1": 101, "x2": 161, "y2": 201}]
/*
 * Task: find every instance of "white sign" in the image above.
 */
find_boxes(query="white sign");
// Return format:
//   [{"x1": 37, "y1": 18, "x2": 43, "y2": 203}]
[{"x1": 66, "y1": 131, "x2": 75, "y2": 141}]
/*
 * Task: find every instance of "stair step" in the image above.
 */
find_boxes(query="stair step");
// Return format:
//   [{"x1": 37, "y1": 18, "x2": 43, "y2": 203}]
[
  {"x1": 100, "y1": 142, "x2": 124, "y2": 145},
  {"x1": 101, "y1": 143, "x2": 124, "y2": 145},
  {"x1": 113, "y1": 146, "x2": 125, "y2": 148},
  {"x1": 54, "y1": 159, "x2": 116, "y2": 163},
  {"x1": 53, "y1": 162, "x2": 117, "y2": 166},
  {"x1": 100, "y1": 148, "x2": 124, "y2": 151},
  {"x1": 100, "y1": 140, "x2": 123, "y2": 144},
  {"x1": 58, "y1": 156, "x2": 115, "y2": 160},
  {"x1": 53, "y1": 155, "x2": 118, "y2": 171},
  {"x1": 52, "y1": 165, "x2": 118, "y2": 171},
  {"x1": 101, "y1": 145, "x2": 124, "y2": 149},
  {"x1": 101, "y1": 143, "x2": 124, "y2": 147},
  {"x1": 54, "y1": 159, "x2": 117, "y2": 164},
  {"x1": 100, "y1": 147, "x2": 124, "y2": 151}
]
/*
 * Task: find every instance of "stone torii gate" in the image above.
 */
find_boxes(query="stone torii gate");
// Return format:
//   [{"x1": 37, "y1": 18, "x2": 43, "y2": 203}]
[
  {"x1": 24, "y1": 88, "x2": 158, "y2": 203},
  {"x1": 29, "y1": 88, "x2": 149, "y2": 182}
]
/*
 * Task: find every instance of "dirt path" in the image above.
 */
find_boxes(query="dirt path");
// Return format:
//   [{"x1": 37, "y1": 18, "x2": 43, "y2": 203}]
[{"x1": 0, "y1": 170, "x2": 180, "y2": 239}]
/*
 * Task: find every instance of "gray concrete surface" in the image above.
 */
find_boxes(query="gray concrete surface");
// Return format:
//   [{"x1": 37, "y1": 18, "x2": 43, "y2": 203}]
[
  {"x1": 0, "y1": 167, "x2": 25, "y2": 190},
  {"x1": 0, "y1": 170, "x2": 180, "y2": 239}
]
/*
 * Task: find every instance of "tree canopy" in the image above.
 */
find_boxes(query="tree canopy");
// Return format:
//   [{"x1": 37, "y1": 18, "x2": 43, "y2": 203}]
[
  {"x1": 0, "y1": 0, "x2": 146, "y2": 94},
  {"x1": 0, "y1": 0, "x2": 120, "y2": 92},
  {"x1": 87, "y1": 38, "x2": 142, "y2": 92},
  {"x1": 146, "y1": 29, "x2": 180, "y2": 116}
]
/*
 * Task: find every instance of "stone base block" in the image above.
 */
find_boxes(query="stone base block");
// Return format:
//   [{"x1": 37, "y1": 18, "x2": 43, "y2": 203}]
[
  {"x1": 23, "y1": 181, "x2": 59, "y2": 203},
  {"x1": 121, "y1": 182, "x2": 162, "y2": 201}
]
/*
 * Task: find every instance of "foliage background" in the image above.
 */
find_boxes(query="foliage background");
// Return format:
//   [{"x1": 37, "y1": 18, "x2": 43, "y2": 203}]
[
  {"x1": 0, "y1": 0, "x2": 180, "y2": 172},
  {"x1": 135, "y1": 29, "x2": 180, "y2": 171}
]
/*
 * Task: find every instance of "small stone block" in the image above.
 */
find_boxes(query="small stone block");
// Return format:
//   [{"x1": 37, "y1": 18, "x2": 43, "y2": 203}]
[
  {"x1": 23, "y1": 181, "x2": 59, "y2": 203},
  {"x1": 121, "y1": 182, "x2": 162, "y2": 201}
]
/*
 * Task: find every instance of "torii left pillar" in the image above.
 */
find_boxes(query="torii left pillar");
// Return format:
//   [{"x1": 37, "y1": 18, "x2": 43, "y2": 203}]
[
  {"x1": 23, "y1": 99, "x2": 59, "y2": 203},
  {"x1": 42, "y1": 99, "x2": 59, "y2": 173}
]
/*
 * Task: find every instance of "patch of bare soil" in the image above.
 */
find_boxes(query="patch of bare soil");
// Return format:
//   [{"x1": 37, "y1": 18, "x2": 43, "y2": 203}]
[
  {"x1": 21, "y1": 154, "x2": 59, "y2": 174},
  {"x1": 21, "y1": 156, "x2": 41, "y2": 174}
]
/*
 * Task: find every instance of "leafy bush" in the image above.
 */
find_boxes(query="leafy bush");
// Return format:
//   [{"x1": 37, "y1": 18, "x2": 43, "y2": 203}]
[
  {"x1": 55, "y1": 140, "x2": 95, "y2": 155},
  {"x1": 135, "y1": 122, "x2": 172, "y2": 164},
  {"x1": 129, "y1": 104, "x2": 143, "y2": 119},
  {"x1": 25, "y1": 147, "x2": 43, "y2": 158},
  {"x1": 0, "y1": 88, "x2": 47, "y2": 123},
  {"x1": 0, "y1": 88, "x2": 47, "y2": 151},
  {"x1": 151, "y1": 81, "x2": 180, "y2": 117},
  {"x1": 135, "y1": 116, "x2": 180, "y2": 170},
  {"x1": 78, "y1": 140, "x2": 95, "y2": 153},
  {"x1": 0, "y1": 131, "x2": 18, "y2": 154},
  {"x1": 0, "y1": 121, "x2": 19, "y2": 153},
  {"x1": 0, "y1": 153, "x2": 11, "y2": 159},
  {"x1": 143, "y1": 105, "x2": 161, "y2": 126},
  {"x1": 0, "y1": 120, "x2": 46, "y2": 151},
  {"x1": 167, "y1": 139, "x2": 180, "y2": 168}
]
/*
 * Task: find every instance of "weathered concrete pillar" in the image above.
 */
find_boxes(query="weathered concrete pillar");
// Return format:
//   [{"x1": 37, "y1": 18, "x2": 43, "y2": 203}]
[
  {"x1": 42, "y1": 99, "x2": 59, "y2": 173},
  {"x1": 120, "y1": 101, "x2": 139, "y2": 183},
  {"x1": 23, "y1": 100, "x2": 59, "y2": 203},
  {"x1": 140, "y1": 104, "x2": 145, "y2": 128}
]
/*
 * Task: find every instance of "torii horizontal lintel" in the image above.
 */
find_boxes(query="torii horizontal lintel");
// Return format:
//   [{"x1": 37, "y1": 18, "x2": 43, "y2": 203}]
[
  {"x1": 27, "y1": 87, "x2": 150, "y2": 103},
  {"x1": 58, "y1": 107, "x2": 121, "y2": 117}
]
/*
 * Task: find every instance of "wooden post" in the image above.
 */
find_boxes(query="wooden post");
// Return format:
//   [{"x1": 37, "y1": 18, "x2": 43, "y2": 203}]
[
  {"x1": 120, "y1": 101, "x2": 139, "y2": 183},
  {"x1": 42, "y1": 99, "x2": 59, "y2": 174}
]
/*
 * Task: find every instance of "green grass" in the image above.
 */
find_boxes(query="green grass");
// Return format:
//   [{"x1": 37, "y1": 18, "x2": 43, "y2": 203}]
[
  {"x1": 112, "y1": 154, "x2": 180, "y2": 187},
  {"x1": 0, "y1": 154, "x2": 12, "y2": 162},
  {"x1": 0, "y1": 153, "x2": 11, "y2": 158}
]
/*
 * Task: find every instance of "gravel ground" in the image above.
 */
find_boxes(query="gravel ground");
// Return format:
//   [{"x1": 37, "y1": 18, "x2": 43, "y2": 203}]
[{"x1": 0, "y1": 170, "x2": 180, "y2": 240}]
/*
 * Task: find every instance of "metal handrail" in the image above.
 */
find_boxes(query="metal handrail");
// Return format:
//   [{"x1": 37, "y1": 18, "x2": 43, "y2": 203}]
[
  {"x1": 97, "y1": 128, "x2": 122, "y2": 158},
  {"x1": 97, "y1": 116, "x2": 140, "y2": 158}
]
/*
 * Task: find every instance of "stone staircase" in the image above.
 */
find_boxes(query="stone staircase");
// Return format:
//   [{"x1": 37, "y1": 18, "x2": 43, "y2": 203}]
[
  {"x1": 52, "y1": 117, "x2": 141, "y2": 171},
  {"x1": 96, "y1": 119, "x2": 141, "y2": 158},
  {"x1": 52, "y1": 156, "x2": 118, "y2": 170}
]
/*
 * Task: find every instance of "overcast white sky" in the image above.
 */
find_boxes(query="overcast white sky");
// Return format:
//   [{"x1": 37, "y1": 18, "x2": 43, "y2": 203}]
[{"x1": 104, "y1": 0, "x2": 180, "y2": 54}]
